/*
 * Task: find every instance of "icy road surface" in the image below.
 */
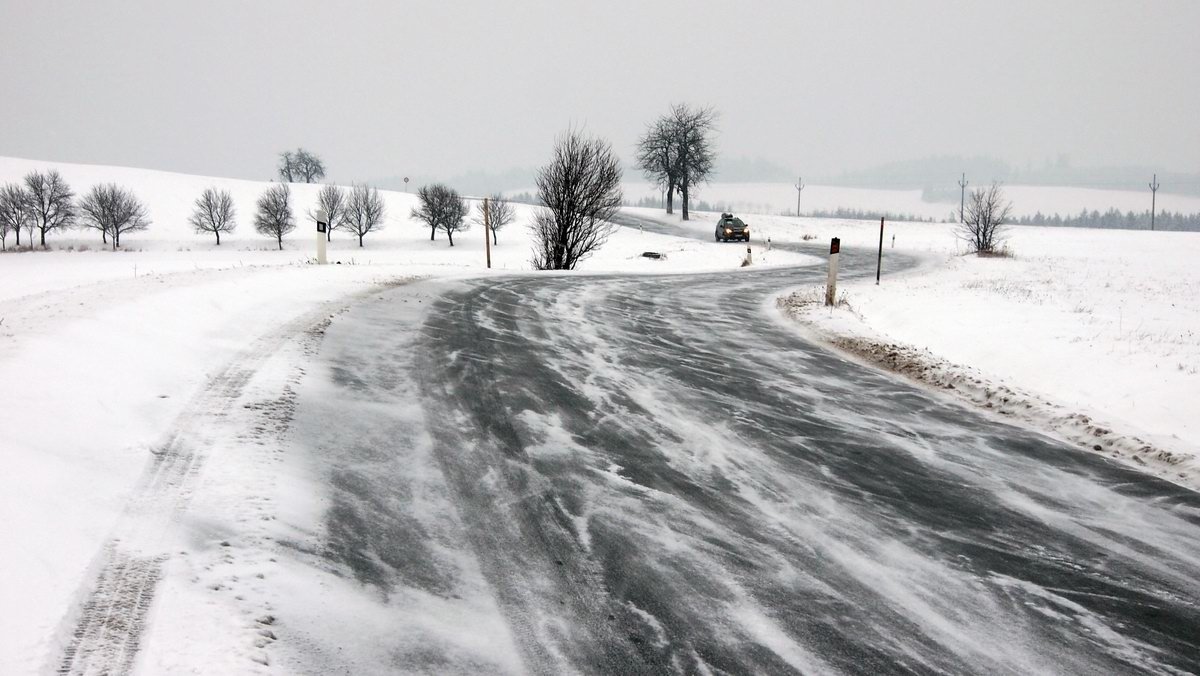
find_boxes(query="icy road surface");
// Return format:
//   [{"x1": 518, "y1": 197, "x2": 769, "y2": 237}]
[{"x1": 294, "y1": 229, "x2": 1200, "y2": 674}]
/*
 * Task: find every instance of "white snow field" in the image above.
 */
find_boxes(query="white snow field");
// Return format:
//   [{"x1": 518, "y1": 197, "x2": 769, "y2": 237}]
[
  {"x1": 0, "y1": 156, "x2": 811, "y2": 674},
  {"x1": 620, "y1": 180, "x2": 1200, "y2": 221},
  {"x1": 626, "y1": 207, "x2": 1200, "y2": 486}
]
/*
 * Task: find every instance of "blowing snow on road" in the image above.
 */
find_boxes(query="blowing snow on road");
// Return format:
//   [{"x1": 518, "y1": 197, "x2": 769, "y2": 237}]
[{"x1": 278, "y1": 242, "x2": 1200, "y2": 674}]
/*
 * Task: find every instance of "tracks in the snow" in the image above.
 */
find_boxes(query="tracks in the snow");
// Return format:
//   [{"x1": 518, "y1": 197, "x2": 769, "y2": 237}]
[{"x1": 54, "y1": 298, "x2": 359, "y2": 676}]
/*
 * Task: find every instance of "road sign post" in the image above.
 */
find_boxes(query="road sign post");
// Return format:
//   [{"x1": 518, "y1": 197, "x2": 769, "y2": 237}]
[
  {"x1": 876, "y1": 217, "x2": 885, "y2": 285},
  {"x1": 483, "y1": 197, "x2": 492, "y2": 269},
  {"x1": 826, "y1": 237, "x2": 840, "y2": 306},
  {"x1": 315, "y1": 209, "x2": 328, "y2": 265}
]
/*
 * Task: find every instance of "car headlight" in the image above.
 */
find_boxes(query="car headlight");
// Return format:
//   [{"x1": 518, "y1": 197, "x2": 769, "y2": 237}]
[{"x1": 725, "y1": 228, "x2": 732, "y2": 234}]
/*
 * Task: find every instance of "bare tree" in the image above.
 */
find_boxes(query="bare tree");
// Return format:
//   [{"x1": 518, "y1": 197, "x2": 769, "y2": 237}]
[
  {"x1": 411, "y1": 184, "x2": 469, "y2": 246},
  {"x1": 254, "y1": 183, "x2": 295, "y2": 250},
  {"x1": 341, "y1": 184, "x2": 386, "y2": 247},
  {"x1": 310, "y1": 184, "x2": 347, "y2": 242},
  {"x1": 635, "y1": 117, "x2": 679, "y2": 214},
  {"x1": 23, "y1": 170, "x2": 76, "y2": 248},
  {"x1": 277, "y1": 148, "x2": 326, "y2": 183},
  {"x1": 277, "y1": 151, "x2": 296, "y2": 182},
  {"x1": 0, "y1": 183, "x2": 32, "y2": 250},
  {"x1": 78, "y1": 184, "x2": 151, "y2": 250},
  {"x1": 668, "y1": 104, "x2": 718, "y2": 221},
  {"x1": 531, "y1": 129, "x2": 622, "y2": 270},
  {"x1": 473, "y1": 194, "x2": 515, "y2": 245},
  {"x1": 295, "y1": 150, "x2": 326, "y2": 183},
  {"x1": 958, "y1": 182, "x2": 1013, "y2": 253},
  {"x1": 189, "y1": 187, "x2": 237, "y2": 245}
]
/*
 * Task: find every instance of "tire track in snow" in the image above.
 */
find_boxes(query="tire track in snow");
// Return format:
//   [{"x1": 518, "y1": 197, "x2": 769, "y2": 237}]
[{"x1": 54, "y1": 293, "x2": 376, "y2": 676}]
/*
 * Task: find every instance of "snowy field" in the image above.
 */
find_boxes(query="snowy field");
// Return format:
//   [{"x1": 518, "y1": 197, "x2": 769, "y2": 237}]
[
  {"x1": 0, "y1": 157, "x2": 810, "y2": 674},
  {"x1": 627, "y1": 207, "x2": 1200, "y2": 484},
  {"x1": 619, "y1": 180, "x2": 1200, "y2": 221}
]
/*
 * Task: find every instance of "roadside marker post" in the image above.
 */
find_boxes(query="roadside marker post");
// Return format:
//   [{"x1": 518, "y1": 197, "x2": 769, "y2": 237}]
[
  {"x1": 746, "y1": 245, "x2": 753, "y2": 266},
  {"x1": 483, "y1": 197, "x2": 492, "y2": 269},
  {"x1": 876, "y1": 217, "x2": 885, "y2": 285},
  {"x1": 826, "y1": 237, "x2": 840, "y2": 306},
  {"x1": 315, "y1": 209, "x2": 328, "y2": 265}
]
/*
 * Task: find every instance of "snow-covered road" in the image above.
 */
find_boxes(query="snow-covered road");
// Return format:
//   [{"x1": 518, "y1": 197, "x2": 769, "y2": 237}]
[{"x1": 280, "y1": 246, "x2": 1200, "y2": 673}]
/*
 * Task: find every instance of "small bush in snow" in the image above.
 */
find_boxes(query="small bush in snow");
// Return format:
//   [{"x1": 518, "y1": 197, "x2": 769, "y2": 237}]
[{"x1": 958, "y1": 182, "x2": 1013, "y2": 254}]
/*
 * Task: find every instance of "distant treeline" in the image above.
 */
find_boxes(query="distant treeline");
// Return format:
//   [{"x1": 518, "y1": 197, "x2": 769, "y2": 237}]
[
  {"x1": 1015, "y1": 208, "x2": 1200, "y2": 232},
  {"x1": 801, "y1": 207, "x2": 936, "y2": 223}
]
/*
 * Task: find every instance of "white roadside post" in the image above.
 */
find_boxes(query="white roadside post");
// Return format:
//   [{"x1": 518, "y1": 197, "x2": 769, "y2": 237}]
[
  {"x1": 315, "y1": 209, "x2": 328, "y2": 265},
  {"x1": 825, "y1": 237, "x2": 840, "y2": 306},
  {"x1": 745, "y1": 245, "x2": 753, "y2": 266}
]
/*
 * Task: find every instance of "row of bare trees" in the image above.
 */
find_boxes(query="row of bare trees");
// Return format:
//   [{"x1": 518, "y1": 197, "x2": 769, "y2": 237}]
[
  {"x1": 0, "y1": 170, "x2": 151, "y2": 251},
  {"x1": 635, "y1": 104, "x2": 717, "y2": 221}
]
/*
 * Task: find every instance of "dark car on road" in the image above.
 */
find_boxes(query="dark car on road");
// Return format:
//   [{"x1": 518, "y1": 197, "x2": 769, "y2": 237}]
[{"x1": 715, "y1": 213, "x2": 750, "y2": 242}]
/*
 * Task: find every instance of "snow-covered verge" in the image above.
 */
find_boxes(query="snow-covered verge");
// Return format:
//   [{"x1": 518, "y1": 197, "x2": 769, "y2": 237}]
[
  {"x1": 0, "y1": 157, "x2": 812, "y2": 674},
  {"x1": 627, "y1": 207, "x2": 1200, "y2": 489}
]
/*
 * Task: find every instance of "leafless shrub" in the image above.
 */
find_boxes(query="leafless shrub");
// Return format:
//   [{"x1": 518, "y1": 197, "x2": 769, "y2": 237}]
[
  {"x1": 531, "y1": 129, "x2": 622, "y2": 270},
  {"x1": 78, "y1": 183, "x2": 151, "y2": 249},
  {"x1": 189, "y1": 188, "x2": 237, "y2": 245},
  {"x1": 411, "y1": 184, "x2": 469, "y2": 246},
  {"x1": 958, "y1": 182, "x2": 1013, "y2": 254},
  {"x1": 341, "y1": 184, "x2": 386, "y2": 247},
  {"x1": 254, "y1": 183, "x2": 295, "y2": 250},
  {"x1": 23, "y1": 170, "x2": 76, "y2": 248},
  {"x1": 474, "y1": 194, "x2": 515, "y2": 245}
]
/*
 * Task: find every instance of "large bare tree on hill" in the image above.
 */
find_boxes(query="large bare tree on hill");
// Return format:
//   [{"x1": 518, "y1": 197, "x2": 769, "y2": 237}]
[
  {"x1": 277, "y1": 148, "x2": 326, "y2": 183},
  {"x1": 78, "y1": 184, "x2": 151, "y2": 249},
  {"x1": 531, "y1": 129, "x2": 622, "y2": 270},
  {"x1": 411, "y1": 184, "x2": 469, "y2": 246},
  {"x1": 668, "y1": 104, "x2": 717, "y2": 221},
  {"x1": 23, "y1": 170, "x2": 76, "y2": 248},
  {"x1": 189, "y1": 188, "x2": 237, "y2": 245},
  {"x1": 635, "y1": 104, "x2": 717, "y2": 220},
  {"x1": 635, "y1": 117, "x2": 679, "y2": 214},
  {"x1": 341, "y1": 184, "x2": 386, "y2": 247},
  {"x1": 254, "y1": 183, "x2": 295, "y2": 250}
]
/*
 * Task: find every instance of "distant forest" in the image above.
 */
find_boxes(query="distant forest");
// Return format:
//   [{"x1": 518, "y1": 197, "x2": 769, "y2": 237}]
[{"x1": 1015, "y1": 208, "x2": 1200, "y2": 232}]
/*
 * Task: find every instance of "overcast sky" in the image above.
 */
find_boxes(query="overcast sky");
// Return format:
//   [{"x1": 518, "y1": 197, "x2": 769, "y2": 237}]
[{"x1": 1, "y1": 0, "x2": 1197, "y2": 184}]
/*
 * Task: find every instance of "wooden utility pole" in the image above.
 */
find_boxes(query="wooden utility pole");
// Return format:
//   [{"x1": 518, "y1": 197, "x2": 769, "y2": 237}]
[
  {"x1": 795, "y1": 176, "x2": 806, "y2": 217},
  {"x1": 1149, "y1": 174, "x2": 1160, "y2": 231},
  {"x1": 958, "y1": 173, "x2": 969, "y2": 223},
  {"x1": 483, "y1": 197, "x2": 492, "y2": 269}
]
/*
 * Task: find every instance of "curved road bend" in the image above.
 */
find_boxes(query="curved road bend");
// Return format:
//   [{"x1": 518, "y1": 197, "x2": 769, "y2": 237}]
[{"x1": 303, "y1": 212, "x2": 1200, "y2": 674}]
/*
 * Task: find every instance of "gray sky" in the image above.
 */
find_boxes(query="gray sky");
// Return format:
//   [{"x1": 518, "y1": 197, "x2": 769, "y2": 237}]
[{"x1": 2, "y1": 0, "x2": 1197, "y2": 183}]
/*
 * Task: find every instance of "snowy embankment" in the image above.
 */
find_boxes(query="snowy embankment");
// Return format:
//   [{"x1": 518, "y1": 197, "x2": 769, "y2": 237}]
[
  {"x1": 625, "y1": 207, "x2": 1200, "y2": 489},
  {"x1": 0, "y1": 156, "x2": 810, "y2": 673}
]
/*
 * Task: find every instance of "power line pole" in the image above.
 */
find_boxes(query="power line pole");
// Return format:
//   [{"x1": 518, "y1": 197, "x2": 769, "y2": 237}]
[
  {"x1": 1149, "y1": 174, "x2": 1160, "y2": 231},
  {"x1": 957, "y1": 173, "x2": 969, "y2": 223},
  {"x1": 794, "y1": 176, "x2": 805, "y2": 217}
]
